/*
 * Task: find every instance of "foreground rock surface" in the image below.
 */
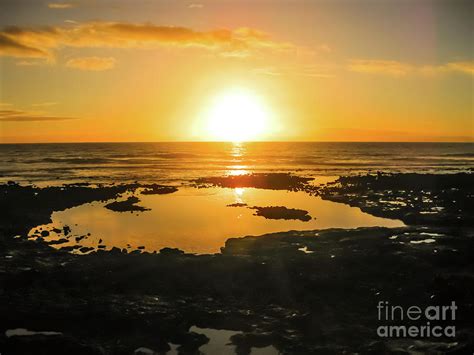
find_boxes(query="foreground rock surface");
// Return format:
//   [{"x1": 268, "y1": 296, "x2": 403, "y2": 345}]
[{"x1": 0, "y1": 174, "x2": 473, "y2": 354}]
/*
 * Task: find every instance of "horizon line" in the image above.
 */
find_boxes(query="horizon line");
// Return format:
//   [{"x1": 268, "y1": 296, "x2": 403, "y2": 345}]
[{"x1": 0, "y1": 140, "x2": 473, "y2": 145}]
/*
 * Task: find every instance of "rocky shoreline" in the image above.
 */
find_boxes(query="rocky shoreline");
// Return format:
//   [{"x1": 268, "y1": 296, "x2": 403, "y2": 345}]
[{"x1": 1, "y1": 173, "x2": 473, "y2": 354}]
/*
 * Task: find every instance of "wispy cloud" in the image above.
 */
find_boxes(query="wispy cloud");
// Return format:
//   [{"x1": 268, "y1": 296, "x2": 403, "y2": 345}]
[
  {"x1": 32, "y1": 102, "x2": 58, "y2": 107},
  {"x1": 420, "y1": 61, "x2": 474, "y2": 76},
  {"x1": 15, "y1": 59, "x2": 46, "y2": 66},
  {"x1": 0, "y1": 109, "x2": 77, "y2": 122},
  {"x1": 349, "y1": 59, "x2": 474, "y2": 77},
  {"x1": 0, "y1": 33, "x2": 49, "y2": 58},
  {"x1": 188, "y1": 3, "x2": 204, "y2": 9},
  {"x1": 66, "y1": 56, "x2": 116, "y2": 71},
  {"x1": 253, "y1": 65, "x2": 335, "y2": 78},
  {"x1": 348, "y1": 60, "x2": 413, "y2": 76},
  {"x1": 325, "y1": 128, "x2": 474, "y2": 142},
  {"x1": 48, "y1": 3, "x2": 75, "y2": 9},
  {"x1": 0, "y1": 21, "x2": 292, "y2": 61},
  {"x1": 446, "y1": 61, "x2": 474, "y2": 75}
]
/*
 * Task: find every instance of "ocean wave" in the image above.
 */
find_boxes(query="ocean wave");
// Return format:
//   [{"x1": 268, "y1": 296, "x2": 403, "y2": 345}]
[
  {"x1": 40, "y1": 157, "x2": 114, "y2": 164},
  {"x1": 441, "y1": 153, "x2": 474, "y2": 157}
]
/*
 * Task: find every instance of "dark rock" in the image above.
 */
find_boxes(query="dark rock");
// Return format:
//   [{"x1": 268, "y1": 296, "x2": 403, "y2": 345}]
[
  {"x1": 0, "y1": 175, "x2": 473, "y2": 354},
  {"x1": 104, "y1": 196, "x2": 150, "y2": 212},
  {"x1": 159, "y1": 247, "x2": 185, "y2": 256},
  {"x1": 75, "y1": 235, "x2": 86, "y2": 243},
  {"x1": 194, "y1": 173, "x2": 314, "y2": 191},
  {"x1": 47, "y1": 238, "x2": 69, "y2": 245},
  {"x1": 250, "y1": 206, "x2": 312, "y2": 221},
  {"x1": 141, "y1": 184, "x2": 178, "y2": 195},
  {"x1": 60, "y1": 246, "x2": 77, "y2": 252},
  {"x1": 175, "y1": 332, "x2": 209, "y2": 353},
  {"x1": 227, "y1": 202, "x2": 248, "y2": 207}
]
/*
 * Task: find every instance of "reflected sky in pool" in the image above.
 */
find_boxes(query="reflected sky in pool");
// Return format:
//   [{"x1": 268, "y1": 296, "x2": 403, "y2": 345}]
[{"x1": 29, "y1": 186, "x2": 404, "y2": 254}]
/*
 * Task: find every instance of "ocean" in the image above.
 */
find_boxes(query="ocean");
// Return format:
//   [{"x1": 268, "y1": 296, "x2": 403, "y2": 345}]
[{"x1": 1, "y1": 142, "x2": 473, "y2": 186}]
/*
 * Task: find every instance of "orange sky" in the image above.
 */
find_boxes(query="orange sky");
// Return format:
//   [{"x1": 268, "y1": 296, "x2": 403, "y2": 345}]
[{"x1": 0, "y1": 0, "x2": 473, "y2": 142}]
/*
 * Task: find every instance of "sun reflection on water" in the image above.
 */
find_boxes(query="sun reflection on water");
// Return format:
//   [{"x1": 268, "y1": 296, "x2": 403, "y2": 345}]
[
  {"x1": 230, "y1": 141, "x2": 245, "y2": 157},
  {"x1": 234, "y1": 188, "x2": 245, "y2": 204},
  {"x1": 227, "y1": 167, "x2": 249, "y2": 176}
]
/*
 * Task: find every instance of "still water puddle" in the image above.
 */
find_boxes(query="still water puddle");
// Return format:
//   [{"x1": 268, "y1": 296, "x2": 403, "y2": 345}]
[
  {"x1": 164, "y1": 326, "x2": 279, "y2": 355},
  {"x1": 29, "y1": 187, "x2": 404, "y2": 254}
]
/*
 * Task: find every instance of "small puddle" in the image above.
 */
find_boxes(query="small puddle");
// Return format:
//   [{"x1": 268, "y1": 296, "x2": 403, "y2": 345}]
[
  {"x1": 5, "y1": 328, "x2": 62, "y2": 337},
  {"x1": 190, "y1": 326, "x2": 240, "y2": 354},
  {"x1": 28, "y1": 187, "x2": 404, "y2": 254},
  {"x1": 165, "y1": 327, "x2": 279, "y2": 355},
  {"x1": 410, "y1": 239, "x2": 436, "y2": 244}
]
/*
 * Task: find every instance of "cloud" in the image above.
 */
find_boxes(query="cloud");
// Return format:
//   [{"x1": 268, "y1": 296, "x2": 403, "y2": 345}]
[
  {"x1": 0, "y1": 33, "x2": 49, "y2": 58},
  {"x1": 188, "y1": 3, "x2": 204, "y2": 9},
  {"x1": 253, "y1": 65, "x2": 335, "y2": 78},
  {"x1": 420, "y1": 61, "x2": 474, "y2": 76},
  {"x1": 325, "y1": 128, "x2": 473, "y2": 142},
  {"x1": 48, "y1": 3, "x2": 75, "y2": 9},
  {"x1": 15, "y1": 59, "x2": 45, "y2": 66},
  {"x1": 446, "y1": 61, "x2": 474, "y2": 75},
  {"x1": 0, "y1": 21, "x2": 291, "y2": 61},
  {"x1": 349, "y1": 59, "x2": 474, "y2": 77},
  {"x1": 66, "y1": 56, "x2": 116, "y2": 71},
  {"x1": 32, "y1": 102, "x2": 58, "y2": 107},
  {"x1": 316, "y1": 44, "x2": 332, "y2": 53},
  {"x1": 0, "y1": 109, "x2": 77, "y2": 122},
  {"x1": 348, "y1": 60, "x2": 413, "y2": 76}
]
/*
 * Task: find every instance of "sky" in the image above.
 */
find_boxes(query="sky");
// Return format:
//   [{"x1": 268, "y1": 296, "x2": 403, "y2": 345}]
[{"x1": 0, "y1": 0, "x2": 472, "y2": 142}]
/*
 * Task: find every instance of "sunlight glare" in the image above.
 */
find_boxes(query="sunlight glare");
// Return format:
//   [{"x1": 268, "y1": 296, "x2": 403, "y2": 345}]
[{"x1": 206, "y1": 89, "x2": 269, "y2": 142}]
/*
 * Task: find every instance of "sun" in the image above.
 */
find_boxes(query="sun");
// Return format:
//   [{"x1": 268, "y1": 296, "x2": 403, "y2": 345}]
[{"x1": 206, "y1": 89, "x2": 269, "y2": 142}]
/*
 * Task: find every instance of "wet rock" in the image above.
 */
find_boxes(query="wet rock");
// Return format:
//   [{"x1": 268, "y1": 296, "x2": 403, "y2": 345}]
[
  {"x1": 141, "y1": 184, "x2": 178, "y2": 195},
  {"x1": 104, "y1": 196, "x2": 150, "y2": 213},
  {"x1": 75, "y1": 235, "x2": 86, "y2": 243},
  {"x1": 60, "y1": 245, "x2": 79, "y2": 252},
  {"x1": 1, "y1": 176, "x2": 473, "y2": 354},
  {"x1": 250, "y1": 206, "x2": 312, "y2": 221},
  {"x1": 194, "y1": 173, "x2": 313, "y2": 191},
  {"x1": 227, "y1": 203, "x2": 248, "y2": 207},
  {"x1": 63, "y1": 226, "x2": 71, "y2": 236},
  {"x1": 0, "y1": 334, "x2": 104, "y2": 355},
  {"x1": 320, "y1": 173, "x2": 474, "y2": 227},
  {"x1": 133, "y1": 347, "x2": 156, "y2": 355},
  {"x1": 159, "y1": 247, "x2": 185, "y2": 256},
  {"x1": 174, "y1": 332, "x2": 209, "y2": 353},
  {"x1": 47, "y1": 238, "x2": 69, "y2": 245},
  {"x1": 79, "y1": 246, "x2": 94, "y2": 253},
  {"x1": 231, "y1": 332, "x2": 275, "y2": 354}
]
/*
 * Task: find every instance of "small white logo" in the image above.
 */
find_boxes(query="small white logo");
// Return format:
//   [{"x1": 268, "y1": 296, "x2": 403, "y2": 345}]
[{"x1": 376, "y1": 301, "x2": 457, "y2": 338}]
